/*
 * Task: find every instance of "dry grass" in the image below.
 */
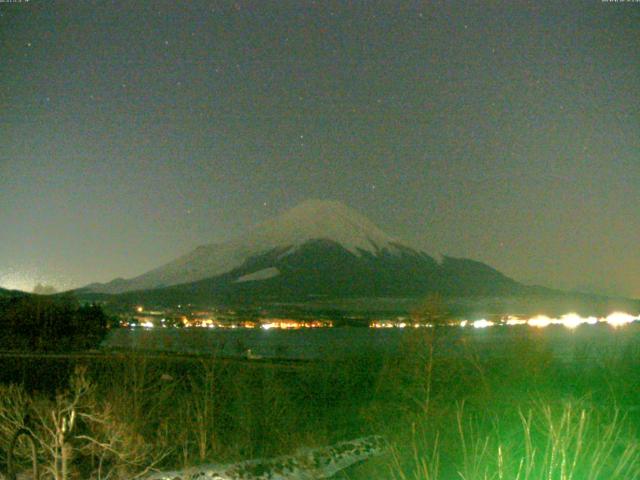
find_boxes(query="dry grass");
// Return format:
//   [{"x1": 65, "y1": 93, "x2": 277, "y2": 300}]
[{"x1": 0, "y1": 330, "x2": 639, "y2": 479}]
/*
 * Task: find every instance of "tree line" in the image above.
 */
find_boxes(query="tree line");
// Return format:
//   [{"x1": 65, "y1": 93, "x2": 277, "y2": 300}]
[{"x1": 0, "y1": 294, "x2": 109, "y2": 351}]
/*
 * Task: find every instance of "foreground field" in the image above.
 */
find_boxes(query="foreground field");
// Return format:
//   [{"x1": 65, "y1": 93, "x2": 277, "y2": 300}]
[{"x1": 1, "y1": 327, "x2": 640, "y2": 479}]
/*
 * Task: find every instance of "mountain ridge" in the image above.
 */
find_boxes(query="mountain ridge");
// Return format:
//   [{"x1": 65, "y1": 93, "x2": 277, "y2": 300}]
[
  {"x1": 78, "y1": 200, "x2": 569, "y2": 305},
  {"x1": 85, "y1": 200, "x2": 419, "y2": 294}
]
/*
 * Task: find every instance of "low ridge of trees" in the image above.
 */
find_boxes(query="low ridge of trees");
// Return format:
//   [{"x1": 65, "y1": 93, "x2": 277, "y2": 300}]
[
  {"x1": 0, "y1": 294, "x2": 109, "y2": 351},
  {"x1": 32, "y1": 283, "x2": 58, "y2": 295},
  {"x1": 410, "y1": 292, "x2": 451, "y2": 326}
]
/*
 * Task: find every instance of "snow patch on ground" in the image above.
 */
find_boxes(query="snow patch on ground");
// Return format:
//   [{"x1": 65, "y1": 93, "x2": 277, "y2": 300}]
[{"x1": 235, "y1": 267, "x2": 280, "y2": 283}]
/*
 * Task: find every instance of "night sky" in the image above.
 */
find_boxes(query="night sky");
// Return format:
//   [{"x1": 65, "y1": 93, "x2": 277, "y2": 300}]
[{"x1": 1, "y1": 1, "x2": 638, "y2": 297}]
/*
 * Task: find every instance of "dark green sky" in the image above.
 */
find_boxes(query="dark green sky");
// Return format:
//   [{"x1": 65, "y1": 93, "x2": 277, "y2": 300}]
[{"x1": 1, "y1": 0, "x2": 638, "y2": 297}]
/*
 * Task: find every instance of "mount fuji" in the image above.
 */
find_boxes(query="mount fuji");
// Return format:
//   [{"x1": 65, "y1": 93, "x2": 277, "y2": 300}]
[{"x1": 82, "y1": 200, "x2": 527, "y2": 303}]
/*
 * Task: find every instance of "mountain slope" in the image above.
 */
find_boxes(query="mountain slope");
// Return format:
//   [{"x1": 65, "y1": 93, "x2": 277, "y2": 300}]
[
  {"x1": 86, "y1": 200, "x2": 405, "y2": 294},
  {"x1": 161, "y1": 242, "x2": 523, "y2": 303},
  {"x1": 83, "y1": 199, "x2": 530, "y2": 303}
]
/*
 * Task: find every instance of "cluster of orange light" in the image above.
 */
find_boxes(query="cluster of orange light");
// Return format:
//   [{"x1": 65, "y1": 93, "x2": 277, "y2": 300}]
[
  {"x1": 369, "y1": 321, "x2": 430, "y2": 329},
  {"x1": 180, "y1": 318, "x2": 259, "y2": 329},
  {"x1": 261, "y1": 319, "x2": 333, "y2": 330}
]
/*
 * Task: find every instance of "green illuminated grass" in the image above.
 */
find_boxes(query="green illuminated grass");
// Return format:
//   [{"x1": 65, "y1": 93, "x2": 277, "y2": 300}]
[{"x1": 1, "y1": 328, "x2": 640, "y2": 478}]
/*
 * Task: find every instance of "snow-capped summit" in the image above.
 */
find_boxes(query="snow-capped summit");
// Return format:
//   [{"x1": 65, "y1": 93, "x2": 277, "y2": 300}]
[
  {"x1": 85, "y1": 200, "x2": 410, "y2": 294},
  {"x1": 82, "y1": 199, "x2": 526, "y2": 301},
  {"x1": 244, "y1": 199, "x2": 400, "y2": 256}
]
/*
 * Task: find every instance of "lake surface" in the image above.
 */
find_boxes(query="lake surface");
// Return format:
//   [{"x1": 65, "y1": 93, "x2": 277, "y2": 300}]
[{"x1": 103, "y1": 323, "x2": 640, "y2": 361}]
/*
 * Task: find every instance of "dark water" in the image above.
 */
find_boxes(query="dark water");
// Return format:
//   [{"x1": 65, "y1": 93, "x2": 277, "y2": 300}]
[{"x1": 103, "y1": 323, "x2": 640, "y2": 361}]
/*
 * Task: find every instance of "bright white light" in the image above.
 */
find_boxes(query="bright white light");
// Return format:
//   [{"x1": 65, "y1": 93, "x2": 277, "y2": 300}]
[
  {"x1": 560, "y1": 313, "x2": 583, "y2": 329},
  {"x1": 261, "y1": 323, "x2": 274, "y2": 330},
  {"x1": 505, "y1": 317, "x2": 526, "y2": 326},
  {"x1": 528, "y1": 315, "x2": 552, "y2": 328},
  {"x1": 473, "y1": 319, "x2": 494, "y2": 329},
  {"x1": 140, "y1": 321, "x2": 154, "y2": 328},
  {"x1": 363, "y1": 311, "x2": 640, "y2": 331},
  {"x1": 606, "y1": 312, "x2": 639, "y2": 327}
]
